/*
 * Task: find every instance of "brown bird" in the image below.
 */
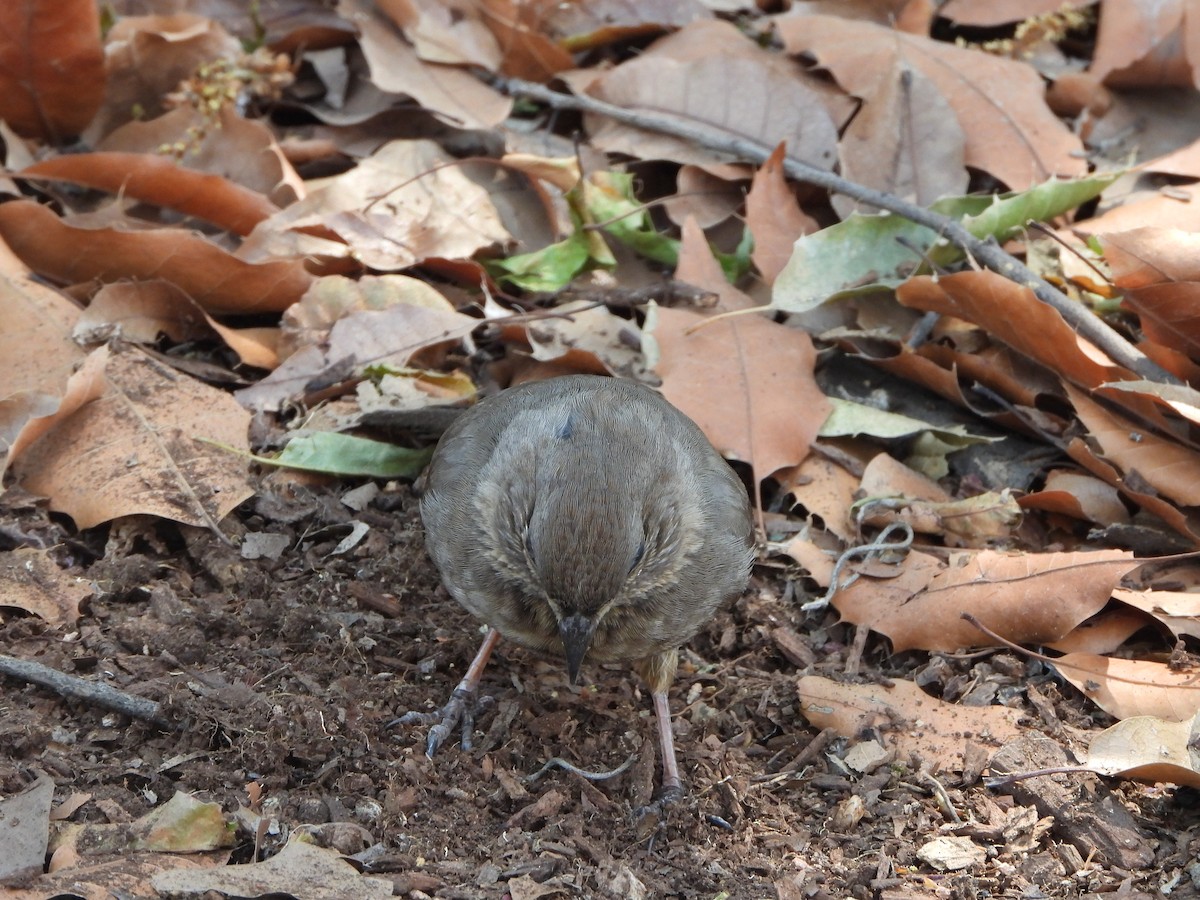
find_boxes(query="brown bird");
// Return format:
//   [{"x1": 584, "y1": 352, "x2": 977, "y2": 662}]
[{"x1": 402, "y1": 375, "x2": 754, "y2": 804}]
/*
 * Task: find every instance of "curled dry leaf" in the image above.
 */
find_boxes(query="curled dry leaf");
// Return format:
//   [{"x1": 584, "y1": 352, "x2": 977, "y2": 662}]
[
  {"x1": 75, "y1": 281, "x2": 279, "y2": 370},
  {"x1": 247, "y1": 140, "x2": 511, "y2": 271},
  {"x1": 236, "y1": 302, "x2": 479, "y2": 412},
  {"x1": 831, "y1": 547, "x2": 1141, "y2": 653},
  {"x1": 798, "y1": 675, "x2": 1025, "y2": 773},
  {"x1": 345, "y1": 0, "x2": 512, "y2": 129},
  {"x1": 0, "y1": 239, "x2": 88, "y2": 474},
  {"x1": 0, "y1": 200, "x2": 313, "y2": 315},
  {"x1": 1045, "y1": 606, "x2": 1154, "y2": 657},
  {"x1": 1099, "y1": 227, "x2": 1200, "y2": 359},
  {"x1": 150, "y1": 835, "x2": 390, "y2": 898},
  {"x1": 100, "y1": 106, "x2": 304, "y2": 207},
  {"x1": 1111, "y1": 588, "x2": 1200, "y2": 641},
  {"x1": 1067, "y1": 384, "x2": 1200, "y2": 507},
  {"x1": 897, "y1": 271, "x2": 1129, "y2": 390},
  {"x1": 279, "y1": 274, "x2": 458, "y2": 363},
  {"x1": 88, "y1": 14, "x2": 241, "y2": 142},
  {"x1": 1085, "y1": 712, "x2": 1200, "y2": 789},
  {"x1": 832, "y1": 57, "x2": 967, "y2": 218},
  {"x1": 1052, "y1": 653, "x2": 1200, "y2": 721},
  {"x1": 21, "y1": 153, "x2": 279, "y2": 237},
  {"x1": 526, "y1": 299, "x2": 652, "y2": 382},
  {"x1": 13, "y1": 344, "x2": 255, "y2": 531},
  {"x1": 1019, "y1": 470, "x2": 1132, "y2": 527}
]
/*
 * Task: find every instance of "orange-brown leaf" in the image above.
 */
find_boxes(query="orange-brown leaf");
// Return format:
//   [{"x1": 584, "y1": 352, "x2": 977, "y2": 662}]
[
  {"x1": 0, "y1": 0, "x2": 105, "y2": 141},
  {"x1": 0, "y1": 200, "x2": 312, "y2": 315}
]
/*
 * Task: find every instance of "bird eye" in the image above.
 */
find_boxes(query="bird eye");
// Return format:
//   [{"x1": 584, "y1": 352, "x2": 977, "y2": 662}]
[{"x1": 629, "y1": 539, "x2": 645, "y2": 573}]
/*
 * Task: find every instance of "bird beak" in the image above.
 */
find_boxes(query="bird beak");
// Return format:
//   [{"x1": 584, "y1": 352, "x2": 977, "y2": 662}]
[{"x1": 558, "y1": 613, "x2": 595, "y2": 685}]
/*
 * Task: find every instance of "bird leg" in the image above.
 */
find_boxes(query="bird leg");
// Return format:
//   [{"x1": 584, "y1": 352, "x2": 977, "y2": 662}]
[
  {"x1": 634, "y1": 649, "x2": 684, "y2": 803},
  {"x1": 651, "y1": 688, "x2": 683, "y2": 802},
  {"x1": 395, "y1": 627, "x2": 501, "y2": 756}
]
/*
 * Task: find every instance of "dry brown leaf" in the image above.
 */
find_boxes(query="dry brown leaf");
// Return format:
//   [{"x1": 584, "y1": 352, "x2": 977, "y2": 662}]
[
  {"x1": 1102, "y1": 226, "x2": 1200, "y2": 286},
  {"x1": 1090, "y1": 1, "x2": 1200, "y2": 88},
  {"x1": 1085, "y1": 712, "x2": 1200, "y2": 788},
  {"x1": 1112, "y1": 587, "x2": 1200, "y2": 640},
  {"x1": 1068, "y1": 384, "x2": 1200, "y2": 507},
  {"x1": 0, "y1": 200, "x2": 313, "y2": 315},
  {"x1": 778, "y1": 454, "x2": 860, "y2": 542},
  {"x1": 1144, "y1": 135, "x2": 1200, "y2": 179},
  {"x1": 663, "y1": 165, "x2": 745, "y2": 229},
  {"x1": 346, "y1": 0, "x2": 512, "y2": 128},
  {"x1": 940, "y1": 0, "x2": 1073, "y2": 26},
  {"x1": 542, "y1": 0, "x2": 713, "y2": 48},
  {"x1": 279, "y1": 274, "x2": 458, "y2": 363},
  {"x1": 22, "y1": 153, "x2": 279, "y2": 237},
  {"x1": 652, "y1": 219, "x2": 829, "y2": 485},
  {"x1": 87, "y1": 14, "x2": 241, "y2": 143},
  {"x1": 150, "y1": 837, "x2": 391, "y2": 898},
  {"x1": 0, "y1": 548, "x2": 92, "y2": 626},
  {"x1": 1074, "y1": 183, "x2": 1200, "y2": 236},
  {"x1": 1066, "y1": 435, "x2": 1200, "y2": 543},
  {"x1": 587, "y1": 20, "x2": 842, "y2": 171},
  {"x1": 0, "y1": 0, "x2": 105, "y2": 141},
  {"x1": 0, "y1": 240, "x2": 88, "y2": 471},
  {"x1": 1052, "y1": 653, "x2": 1200, "y2": 721},
  {"x1": 380, "y1": 0, "x2": 503, "y2": 68},
  {"x1": 5, "y1": 344, "x2": 106, "y2": 476},
  {"x1": 745, "y1": 143, "x2": 818, "y2": 286},
  {"x1": 10, "y1": 852, "x2": 226, "y2": 900},
  {"x1": 75, "y1": 282, "x2": 217, "y2": 346},
  {"x1": 797, "y1": 675, "x2": 1025, "y2": 772},
  {"x1": 1019, "y1": 470, "x2": 1132, "y2": 526},
  {"x1": 774, "y1": 14, "x2": 1085, "y2": 189},
  {"x1": 247, "y1": 140, "x2": 510, "y2": 271},
  {"x1": 832, "y1": 547, "x2": 1141, "y2": 653},
  {"x1": 1045, "y1": 606, "x2": 1154, "y2": 656},
  {"x1": 236, "y1": 302, "x2": 480, "y2": 412},
  {"x1": 75, "y1": 281, "x2": 279, "y2": 370},
  {"x1": 832, "y1": 57, "x2": 967, "y2": 218},
  {"x1": 100, "y1": 106, "x2": 303, "y2": 208},
  {"x1": 479, "y1": 0, "x2": 574, "y2": 81},
  {"x1": 859, "y1": 453, "x2": 950, "y2": 503},
  {"x1": 526, "y1": 300, "x2": 652, "y2": 382},
  {"x1": 13, "y1": 344, "x2": 254, "y2": 531},
  {"x1": 1098, "y1": 228, "x2": 1200, "y2": 359},
  {"x1": 897, "y1": 271, "x2": 1129, "y2": 389}
]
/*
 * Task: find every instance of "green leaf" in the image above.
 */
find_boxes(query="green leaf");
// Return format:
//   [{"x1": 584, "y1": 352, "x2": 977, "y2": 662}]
[
  {"x1": 264, "y1": 433, "x2": 433, "y2": 479},
  {"x1": 772, "y1": 172, "x2": 1123, "y2": 314},
  {"x1": 817, "y1": 397, "x2": 997, "y2": 446},
  {"x1": 488, "y1": 228, "x2": 592, "y2": 292},
  {"x1": 961, "y1": 171, "x2": 1122, "y2": 244}
]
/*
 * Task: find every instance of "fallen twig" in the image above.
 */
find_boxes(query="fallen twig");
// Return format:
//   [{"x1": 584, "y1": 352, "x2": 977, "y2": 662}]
[
  {"x1": 495, "y1": 77, "x2": 1177, "y2": 386},
  {"x1": 0, "y1": 653, "x2": 174, "y2": 729}
]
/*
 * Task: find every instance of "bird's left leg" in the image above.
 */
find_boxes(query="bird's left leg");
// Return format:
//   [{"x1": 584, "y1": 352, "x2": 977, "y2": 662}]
[{"x1": 393, "y1": 627, "x2": 501, "y2": 756}]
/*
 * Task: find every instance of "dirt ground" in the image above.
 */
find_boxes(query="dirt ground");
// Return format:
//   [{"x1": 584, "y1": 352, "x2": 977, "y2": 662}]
[{"x1": 0, "y1": 476, "x2": 1195, "y2": 899}]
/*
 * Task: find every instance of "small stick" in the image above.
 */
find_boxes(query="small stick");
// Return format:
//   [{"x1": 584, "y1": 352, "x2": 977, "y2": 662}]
[{"x1": 0, "y1": 654, "x2": 174, "y2": 728}]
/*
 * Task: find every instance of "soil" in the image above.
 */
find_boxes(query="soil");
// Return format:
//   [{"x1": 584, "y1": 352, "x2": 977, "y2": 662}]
[{"x1": 0, "y1": 477, "x2": 1195, "y2": 899}]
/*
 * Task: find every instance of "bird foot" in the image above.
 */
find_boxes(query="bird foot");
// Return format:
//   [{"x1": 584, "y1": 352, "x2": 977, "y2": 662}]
[
  {"x1": 391, "y1": 686, "x2": 481, "y2": 756},
  {"x1": 633, "y1": 784, "x2": 684, "y2": 840}
]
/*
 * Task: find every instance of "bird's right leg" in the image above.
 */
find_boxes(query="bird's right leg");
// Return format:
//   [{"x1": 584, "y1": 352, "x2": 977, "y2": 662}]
[{"x1": 393, "y1": 627, "x2": 501, "y2": 756}]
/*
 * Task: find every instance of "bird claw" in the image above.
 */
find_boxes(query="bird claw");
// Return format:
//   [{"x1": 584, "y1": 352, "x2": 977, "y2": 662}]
[
  {"x1": 391, "y1": 686, "x2": 479, "y2": 756},
  {"x1": 633, "y1": 785, "x2": 683, "y2": 840}
]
